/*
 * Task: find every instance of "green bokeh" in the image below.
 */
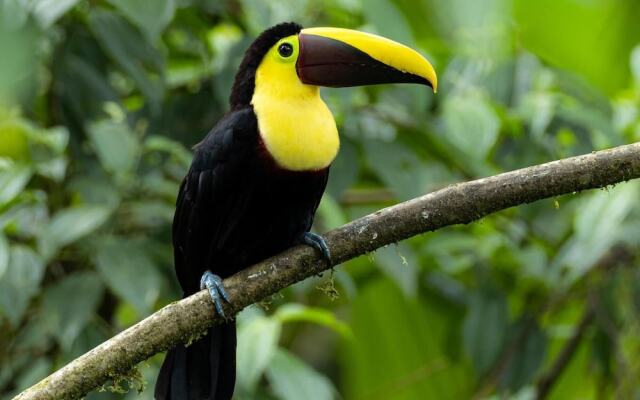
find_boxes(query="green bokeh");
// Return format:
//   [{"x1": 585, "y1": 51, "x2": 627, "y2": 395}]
[{"x1": 1, "y1": 1, "x2": 639, "y2": 399}]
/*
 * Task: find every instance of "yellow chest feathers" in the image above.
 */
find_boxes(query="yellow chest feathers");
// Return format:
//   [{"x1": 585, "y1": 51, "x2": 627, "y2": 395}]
[{"x1": 251, "y1": 54, "x2": 339, "y2": 171}]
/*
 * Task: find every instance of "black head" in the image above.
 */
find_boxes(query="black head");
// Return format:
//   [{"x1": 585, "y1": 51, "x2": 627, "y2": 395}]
[{"x1": 229, "y1": 22, "x2": 303, "y2": 109}]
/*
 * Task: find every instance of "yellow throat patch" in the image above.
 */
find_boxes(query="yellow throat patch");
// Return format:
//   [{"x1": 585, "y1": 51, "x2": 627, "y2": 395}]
[{"x1": 251, "y1": 35, "x2": 339, "y2": 172}]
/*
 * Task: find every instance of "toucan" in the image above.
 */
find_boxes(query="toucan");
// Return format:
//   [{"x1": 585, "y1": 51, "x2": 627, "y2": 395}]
[{"x1": 154, "y1": 22, "x2": 437, "y2": 400}]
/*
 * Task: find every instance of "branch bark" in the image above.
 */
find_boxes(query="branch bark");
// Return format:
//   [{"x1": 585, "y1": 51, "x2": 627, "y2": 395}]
[{"x1": 15, "y1": 142, "x2": 640, "y2": 400}]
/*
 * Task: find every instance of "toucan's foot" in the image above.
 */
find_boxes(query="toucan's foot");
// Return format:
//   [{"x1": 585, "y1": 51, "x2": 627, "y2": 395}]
[
  {"x1": 200, "y1": 271, "x2": 231, "y2": 319},
  {"x1": 302, "y1": 232, "x2": 331, "y2": 262}
]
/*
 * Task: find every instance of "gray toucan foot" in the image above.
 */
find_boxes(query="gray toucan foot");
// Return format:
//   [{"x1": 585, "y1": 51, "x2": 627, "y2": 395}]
[
  {"x1": 302, "y1": 232, "x2": 331, "y2": 262},
  {"x1": 200, "y1": 271, "x2": 231, "y2": 319}
]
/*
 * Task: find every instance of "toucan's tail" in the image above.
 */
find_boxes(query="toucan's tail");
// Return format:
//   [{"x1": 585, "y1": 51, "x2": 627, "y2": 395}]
[{"x1": 155, "y1": 322, "x2": 236, "y2": 400}]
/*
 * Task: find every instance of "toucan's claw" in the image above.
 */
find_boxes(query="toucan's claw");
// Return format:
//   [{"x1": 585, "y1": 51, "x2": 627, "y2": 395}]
[
  {"x1": 200, "y1": 271, "x2": 231, "y2": 319},
  {"x1": 302, "y1": 232, "x2": 331, "y2": 262}
]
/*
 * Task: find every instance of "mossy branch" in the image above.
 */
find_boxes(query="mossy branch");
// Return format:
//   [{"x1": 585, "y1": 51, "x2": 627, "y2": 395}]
[{"x1": 15, "y1": 142, "x2": 640, "y2": 400}]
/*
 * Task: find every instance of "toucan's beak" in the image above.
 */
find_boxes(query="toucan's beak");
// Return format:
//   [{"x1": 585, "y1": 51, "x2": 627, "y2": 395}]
[{"x1": 296, "y1": 27, "x2": 437, "y2": 92}]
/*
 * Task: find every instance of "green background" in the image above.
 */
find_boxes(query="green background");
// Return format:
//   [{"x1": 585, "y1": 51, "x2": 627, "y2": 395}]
[{"x1": 1, "y1": 0, "x2": 639, "y2": 399}]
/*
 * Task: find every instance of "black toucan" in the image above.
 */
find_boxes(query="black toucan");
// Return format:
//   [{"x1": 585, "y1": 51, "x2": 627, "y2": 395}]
[{"x1": 155, "y1": 22, "x2": 437, "y2": 400}]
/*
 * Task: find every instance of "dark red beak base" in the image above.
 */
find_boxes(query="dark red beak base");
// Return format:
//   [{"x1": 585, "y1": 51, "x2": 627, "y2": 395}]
[{"x1": 296, "y1": 33, "x2": 431, "y2": 88}]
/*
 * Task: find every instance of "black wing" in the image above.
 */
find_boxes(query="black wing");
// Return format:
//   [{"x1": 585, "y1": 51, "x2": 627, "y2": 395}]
[{"x1": 172, "y1": 108, "x2": 259, "y2": 295}]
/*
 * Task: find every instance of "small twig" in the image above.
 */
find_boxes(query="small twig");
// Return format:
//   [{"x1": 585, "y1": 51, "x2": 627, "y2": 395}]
[
  {"x1": 533, "y1": 246, "x2": 634, "y2": 399},
  {"x1": 535, "y1": 307, "x2": 595, "y2": 399},
  {"x1": 473, "y1": 315, "x2": 538, "y2": 398}
]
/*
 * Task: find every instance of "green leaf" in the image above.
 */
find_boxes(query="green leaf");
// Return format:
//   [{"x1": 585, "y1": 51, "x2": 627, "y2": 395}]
[
  {"x1": 551, "y1": 182, "x2": 638, "y2": 284},
  {"x1": 33, "y1": 125, "x2": 69, "y2": 154},
  {"x1": 143, "y1": 135, "x2": 192, "y2": 167},
  {"x1": 631, "y1": 45, "x2": 640, "y2": 85},
  {"x1": 206, "y1": 23, "x2": 244, "y2": 75},
  {"x1": 462, "y1": 289, "x2": 509, "y2": 374},
  {"x1": 0, "y1": 201, "x2": 49, "y2": 240},
  {"x1": 0, "y1": 164, "x2": 32, "y2": 205},
  {"x1": 64, "y1": 322, "x2": 110, "y2": 365},
  {"x1": 5, "y1": 119, "x2": 69, "y2": 182},
  {"x1": 518, "y1": 91, "x2": 555, "y2": 139},
  {"x1": 239, "y1": 0, "x2": 312, "y2": 34},
  {"x1": 13, "y1": 310, "x2": 55, "y2": 356},
  {"x1": 13, "y1": 358, "x2": 51, "y2": 397},
  {"x1": 31, "y1": 0, "x2": 80, "y2": 27},
  {"x1": 56, "y1": 55, "x2": 120, "y2": 121},
  {"x1": 443, "y1": 92, "x2": 500, "y2": 161},
  {"x1": 87, "y1": 119, "x2": 140, "y2": 176},
  {"x1": 0, "y1": 234, "x2": 7, "y2": 279},
  {"x1": 343, "y1": 278, "x2": 473, "y2": 399},
  {"x1": 42, "y1": 272, "x2": 104, "y2": 350},
  {"x1": 34, "y1": 157, "x2": 67, "y2": 182},
  {"x1": 89, "y1": 10, "x2": 164, "y2": 110},
  {"x1": 266, "y1": 348, "x2": 337, "y2": 400},
  {"x1": 423, "y1": 232, "x2": 479, "y2": 275},
  {"x1": 123, "y1": 200, "x2": 175, "y2": 229},
  {"x1": 41, "y1": 205, "x2": 110, "y2": 258},
  {"x1": 514, "y1": 0, "x2": 640, "y2": 93},
  {"x1": 274, "y1": 303, "x2": 352, "y2": 338},
  {"x1": 325, "y1": 138, "x2": 358, "y2": 198},
  {"x1": 362, "y1": 0, "x2": 414, "y2": 46},
  {"x1": 0, "y1": 7, "x2": 38, "y2": 102},
  {"x1": 374, "y1": 243, "x2": 419, "y2": 297},
  {"x1": 140, "y1": 172, "x2": 181, "y2": 200},
  {"x1": 0, "y1": 245, "x2": 45, "y2": 325},
  {"x1": 236, "y1": 313, "x2": 282, "y2": 391},
  {"x1": 499, "y1": 319, "x2": 547, "y2": 390},
  {"x1": 93, "y1": 236, "x2": 162, "y2": 314},
  {"x1": 541, "y1": 337, "x2": 595, "y2": 398},
  {"x1": 0, "y1": 118, "x2": 31, "y2": 160},
  {"x1": 317, "y1": 194, "x2": 348, "y2": 231},
  {"x1": 107, "y1": 0, "x2": 175, "y2": 41},
  {"x1": 67, "y1": 175, "x2": 121, "y2": 209},
  {"x1": 364, "y1": 139, "x2": 432, "y2": 200}
]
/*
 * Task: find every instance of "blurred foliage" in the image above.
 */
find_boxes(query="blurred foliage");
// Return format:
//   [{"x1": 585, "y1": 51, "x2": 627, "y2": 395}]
[{"x1": 1, "y1": 0, "x2": 640, "y2": 399}]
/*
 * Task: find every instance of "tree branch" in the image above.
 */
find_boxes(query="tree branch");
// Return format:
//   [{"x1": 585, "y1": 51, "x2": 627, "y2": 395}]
[{"x1": 15, "y1": 142, "x2": 640, "y2": 400}]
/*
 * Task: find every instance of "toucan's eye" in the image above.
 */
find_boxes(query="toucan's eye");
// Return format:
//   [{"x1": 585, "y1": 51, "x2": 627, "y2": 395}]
[{"x1": 278, "y1": 43, "x2": 294, "y2": 58}]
